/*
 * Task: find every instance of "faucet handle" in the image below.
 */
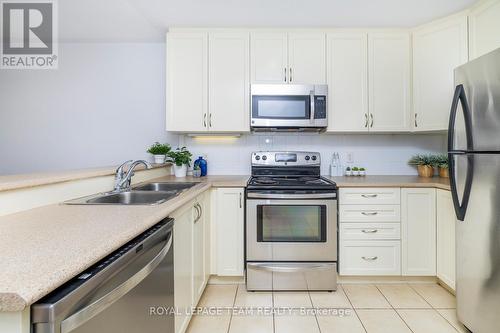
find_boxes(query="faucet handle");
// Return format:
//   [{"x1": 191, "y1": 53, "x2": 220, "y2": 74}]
[{"x1": 116, "y1": 160, "x2": 134, "y2": 175}]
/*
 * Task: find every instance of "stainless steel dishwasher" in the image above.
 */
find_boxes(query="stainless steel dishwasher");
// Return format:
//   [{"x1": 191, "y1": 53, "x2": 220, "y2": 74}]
[{"x1": 31, "y1": 218, "x2": 174, "y2": 333}]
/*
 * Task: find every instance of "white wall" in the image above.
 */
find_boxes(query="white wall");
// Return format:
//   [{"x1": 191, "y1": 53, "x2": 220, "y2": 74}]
[
  {"x1": 0, "y1": 42, "x2": 177, "y2": 175},
  {"x1": 183, "y1": 133, "x2": 446, "y2": 176}
]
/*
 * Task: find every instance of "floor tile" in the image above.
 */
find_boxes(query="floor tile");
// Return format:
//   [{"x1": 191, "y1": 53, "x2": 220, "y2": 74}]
[
  {"x1": 186, "y1": 312, "x2": 231, "y2": 333},
  {"x1": 316, "y1": 309, "x2": 366, "y2": 333},
  {"x1": 343, "y1": 284, "x2": 392, "y2": 309},
  {"x1": 397, "y1": 309, "x2": 458, "y2": 333},
  {"x1": 234, "y1": 286, "x2": 273, "y2": 308},
  {"x1": 229, "y1": 312, "x2": 274, "y2": 333},
  {"x1": 410, "y1": 284, "x2": 456, "y2": 308},
  {"x1": 376, "y1": 284, "x2": 430, "y2": 308},
  {"x1": 310, "y1": 285, "x2": 352, "y2": 308},
  {"x1": 198, "y1": 284, "x2": 238, "y2": 307},
  {"x1": 357, "y1": 309, "x2": 412, "y2": 333},
  {"x1": 275, "y1": 310, "x2": 320, "y2": 333},
  {"x1": 273, "y1": 291, "x2": 313, "y2": 308},
  {"x1": 437, "y1": 309, "x2": 469, "y2": 333}
]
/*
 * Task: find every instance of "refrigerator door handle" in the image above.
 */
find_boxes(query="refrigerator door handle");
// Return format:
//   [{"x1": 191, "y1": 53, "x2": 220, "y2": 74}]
[{"x1": 448, "y1": 84, "x2": 474, "y2": 221}]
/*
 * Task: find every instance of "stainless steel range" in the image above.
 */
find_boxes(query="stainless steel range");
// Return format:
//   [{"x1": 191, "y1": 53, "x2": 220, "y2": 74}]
[{"x1": 245, "y1": 151, "x2": 338, "y2": 291}]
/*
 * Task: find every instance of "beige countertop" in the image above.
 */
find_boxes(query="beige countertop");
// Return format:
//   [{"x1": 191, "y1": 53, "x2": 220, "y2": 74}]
[
  {"x1": 0, "y1": 163, "x2": 172, "y2": 192},
  {"x1": 0, "y1": 173, "x2": 448, "y2": 312},
  {"x1": 0, "y1": 175, "x2": 248, "y2": 312},
  {"x1": 329, "y1": 175, "x2": 450, "y2": 190}
]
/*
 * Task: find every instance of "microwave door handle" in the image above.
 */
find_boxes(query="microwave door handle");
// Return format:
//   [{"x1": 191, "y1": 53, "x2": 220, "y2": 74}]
[
  {"x1": 60, "y1": 233, "x2": 172, "y2": 333},
  {"x1": 310, "y1": 90, "x2": 315, "y2": 124}
]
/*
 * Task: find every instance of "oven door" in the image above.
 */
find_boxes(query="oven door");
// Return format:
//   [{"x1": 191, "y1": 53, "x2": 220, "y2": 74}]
[{"x1": 246, "y1": 195, "x2": 337, "y2": 261}]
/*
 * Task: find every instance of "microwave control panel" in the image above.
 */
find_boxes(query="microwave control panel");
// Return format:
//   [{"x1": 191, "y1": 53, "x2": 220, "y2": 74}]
[{"x1": 314, "y1": 96, "x2": 327, "y2": 119}]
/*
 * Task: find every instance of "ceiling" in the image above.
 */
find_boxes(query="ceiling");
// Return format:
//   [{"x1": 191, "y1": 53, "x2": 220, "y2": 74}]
[{"x1": 60, "y1": 0, "x2": 479, "y2": 42}]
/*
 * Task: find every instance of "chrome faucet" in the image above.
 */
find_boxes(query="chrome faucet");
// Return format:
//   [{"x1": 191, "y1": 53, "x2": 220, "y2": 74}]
[{"x1": 114, "y1": 160, "x2": 152, "y2": 191}]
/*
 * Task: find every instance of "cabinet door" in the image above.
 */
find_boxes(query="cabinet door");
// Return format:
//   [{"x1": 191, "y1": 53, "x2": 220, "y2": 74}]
[
  {"x1": 288, "y1": 32, "x2": 326, "y2": 84},
  {"x1": 368, "y1": 32, "x2": 411, "y2": 132},
  {"x1": 166, "y1": 32, "x2": 208, "y2": 132},
  {"x1": 250, "y1": 32, "x2": 288, "y2": 83},
  {"x1": 437, "y1": 189, "x2": 456, "y2": 290},
  {"x1": 209, "y1": 32, "x2": 250, "y2": 132},
  {"x1": 215, "y1": 188, "x2": 244, "y2": 276},
  {"x1": 172, "y1": 202, "x2": 195, "y2": 333},
  {"x1": 326, "y1": 32, "x2": 368, "y2": 132},
  {"x1": 401, "y1": 188, "x2": 436, "y2": 276},
  {"x1": 413, "y1": 16, "x2": 468, "y2": 131},
  {"x1": 469, "y1": 0, "x2": 500, "y2": 60},
  {"x1": 192, "y1": 199, "x2": 206, "y2": 305}
]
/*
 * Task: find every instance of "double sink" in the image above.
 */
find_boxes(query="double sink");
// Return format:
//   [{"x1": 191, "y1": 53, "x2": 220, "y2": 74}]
[{"x1": 65, "y1": 182, "x2": 199, "y2": 205}]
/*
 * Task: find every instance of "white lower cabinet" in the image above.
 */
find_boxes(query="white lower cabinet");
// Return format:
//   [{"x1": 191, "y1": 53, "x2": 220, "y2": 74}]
[
  {"x1": 340, "y1": 240, "x2": 401, "y2": 275},
  {"x1": 437, "y1": 189, "x2": 456, "y2": 290},
  {"x1": 173, "y1": 192, "x2": 211, "y2": 333},
  {"x1": 340, "y1": 223, "x2": 401, "y2": 241},
  {"x1": 401, "y1": 188, "x2": 436, "y2": 276},
  {"x1": 215, "y1": 188, "x2": 244, "y2": 276}
]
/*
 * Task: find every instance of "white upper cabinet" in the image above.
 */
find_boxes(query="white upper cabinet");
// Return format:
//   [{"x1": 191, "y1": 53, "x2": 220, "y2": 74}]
[
  {"x1": 250, "y1": 32, "x2": 325, "y2": 84},
  {"x1": 368, "y1": 32, "x2": 411, "y2": 132},
  {"x1": 209, "y1": 32, "x2": 250, "y2": 132},
  {"x1": 250, "y1": 32, "x2": 288, "y2": 83},
  {"x1": 326, "y1": 32, "x2": 368, "y2": 132},
  {"x1": 413, "y1": 15, "x2": 468, "y2": 131},
  {"x1": 469, "y1": 0, "x2": 500, "y2": 60},
  {"x1": 288, "y1": 32, "x2": 326, "y2": 84},
  {"x1": 166, "y1": 32, "x2": 208, "y2": 132}
]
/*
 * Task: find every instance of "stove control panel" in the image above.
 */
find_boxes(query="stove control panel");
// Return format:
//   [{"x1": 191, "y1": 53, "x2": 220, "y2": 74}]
[{"x1": 252, "y1": 151, "x2": 321, "y2": 166}]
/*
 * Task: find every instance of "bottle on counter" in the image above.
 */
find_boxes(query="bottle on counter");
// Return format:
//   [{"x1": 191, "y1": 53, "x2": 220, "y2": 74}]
[
  {"x1": 330, "y1": 153, "x2": 339, "y2": 177},
  {"x1": 193, "y1": 156, "x2": 208, "y2": 176}
]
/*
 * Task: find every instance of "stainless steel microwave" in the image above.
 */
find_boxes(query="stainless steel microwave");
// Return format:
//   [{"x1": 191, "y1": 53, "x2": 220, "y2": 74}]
[{"x1": 250, "y1": 84, "x2": 328, "y2": 132}]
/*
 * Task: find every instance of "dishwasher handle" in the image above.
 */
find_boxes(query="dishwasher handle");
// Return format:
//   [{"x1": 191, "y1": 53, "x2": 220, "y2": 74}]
[{"x1": 60, "y1": 231, "x2": 173, "y2": 333}]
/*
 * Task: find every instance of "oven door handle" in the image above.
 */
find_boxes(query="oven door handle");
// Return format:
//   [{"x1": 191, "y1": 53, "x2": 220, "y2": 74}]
[
  {"x1": 246, "y1": 193, "x2": 336, "y2": 199},
  {"x1": 249, "y1": 263, "x2": 333, "y2": 273}
]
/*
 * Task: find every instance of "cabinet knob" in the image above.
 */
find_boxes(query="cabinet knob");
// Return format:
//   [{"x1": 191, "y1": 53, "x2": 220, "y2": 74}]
[
  {"x1": 361, "y1": 229, "x2": 378, "y2": 233},
  {"x1": 361, "y1": 211, "x2": 378, "y2": 216},
  {"x1": 414, "y1": 113, "x2": 418, "y2": 128},
  {"x1": 362, "y1": 256, "x2": 378, "y2": 261}
]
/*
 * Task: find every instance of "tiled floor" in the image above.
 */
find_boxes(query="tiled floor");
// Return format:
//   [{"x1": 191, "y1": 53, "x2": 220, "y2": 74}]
[{"x1": 186, "y1": 283, "x2": 468, "y2": 333}]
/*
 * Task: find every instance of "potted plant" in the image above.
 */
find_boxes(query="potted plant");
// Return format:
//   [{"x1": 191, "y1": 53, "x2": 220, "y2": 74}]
[
  {"x1": 352, "y1": 166, "x2": 360, "y2": 176},
  {"x1": 359, "y1": 167, "x2": 366, "y2": 176},
  {"x1": 192, "y1": 164, "x2": 202, "y2": 178},
  {"x1": 408, "y1": 154, "x2": 435, "y2": 178},
  {"x1": 345, "y1": 166, "x2": 352, "y2": 176},
  {"x1": 167, "y1": 147, "x2": 192, "y2": 177},
  {"x1": 147, "y1": 142, "x2": 171, "y2": 164},
  {"x1": 435, "y1": 154, "x2": 449, "y2": 178}
]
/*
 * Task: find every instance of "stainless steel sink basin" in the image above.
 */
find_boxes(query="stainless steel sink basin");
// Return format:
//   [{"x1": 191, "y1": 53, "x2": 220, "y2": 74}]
[
  {"x1": 85, "y1": 191, "x2": 177, "y2": 205},
  {"x1": 64, "y1": 182, "x2": 199, "y2": 205},
  {"x1": 133, "y1": 182, "x2": 198, "y2": 192}
]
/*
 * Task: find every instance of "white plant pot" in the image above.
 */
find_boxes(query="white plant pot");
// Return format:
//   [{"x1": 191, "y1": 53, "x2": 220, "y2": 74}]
[
  {"x1": 153, "y1": 155, "x2": 166, "y2": 164},
  {"x1": 173, "y1": 164, "x2": 188, "y2": 177}
]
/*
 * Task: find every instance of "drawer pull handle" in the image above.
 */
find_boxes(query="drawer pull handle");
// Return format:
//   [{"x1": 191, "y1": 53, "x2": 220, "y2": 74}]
[
  {"x1": 361, "y1": 229, "x2": 378, "y2": 233},
  {"x1": 361, "y1": 212, "x2": 378, "y2": 216},
  {"x1": 361, "y1": 194, "x2": 378, "y2": 198},
  {"x1": 362, "y1": 256, "x2": 378, "y2": 261}
]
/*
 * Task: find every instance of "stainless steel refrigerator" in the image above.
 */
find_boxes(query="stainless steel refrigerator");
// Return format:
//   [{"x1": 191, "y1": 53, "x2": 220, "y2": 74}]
[{"x1": 448, "y1": 47, "x2": 500, "y2": 333}]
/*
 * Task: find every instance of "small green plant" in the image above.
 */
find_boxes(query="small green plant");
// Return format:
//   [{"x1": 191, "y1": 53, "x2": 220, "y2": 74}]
[
  {"x1": 193, "y1": 164, "x2": 200, "y2": 170},
  {"x1": 434, "y1": 154, "x2": 448, "y2": 168},
  {"x1": 168, "y1": 147, "x2": 193, "y2": 166},
  {"x1": 408, "y1": 154, "x2": 436, "y2": 166},
  {"x1": 352, "y1": 167, "x2": 359, "y2": 171},
  {"x1": 147, "y1": 142, "x2": 171, "y2": 155},
  {"x1": 359, "y1": 167, "x2": 366, "y2": 171}
]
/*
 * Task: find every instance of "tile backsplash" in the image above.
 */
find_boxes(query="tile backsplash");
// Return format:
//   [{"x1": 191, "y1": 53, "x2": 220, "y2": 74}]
[{"x1": 182, "y1": 133, "x2": 446, "y2": 176}]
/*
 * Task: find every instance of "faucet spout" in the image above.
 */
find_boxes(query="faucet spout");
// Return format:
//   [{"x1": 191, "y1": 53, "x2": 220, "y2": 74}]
[{"x1": 114, "y1": 160, "x2": 152, "y2": 192}]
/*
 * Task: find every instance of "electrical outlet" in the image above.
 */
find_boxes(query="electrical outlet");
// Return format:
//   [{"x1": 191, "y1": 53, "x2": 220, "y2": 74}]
[{"x1": 346, "y1": 152, "x2": 354, "y2": 163}]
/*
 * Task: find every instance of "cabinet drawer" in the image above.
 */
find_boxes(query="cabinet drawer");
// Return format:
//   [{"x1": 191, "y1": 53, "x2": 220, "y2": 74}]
[
  {"x1": 340, "y1": 240, "x2": 401, "y2": 275},
  {"x1": 340, "y1": 223, "x2": 401, "y2": 240},
  {"x1": 340, "y1": 188, "x2": 400, "y2": 205},
  {"x1": 339, "y1": 205, "x2": 401, "y2": 222}
]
